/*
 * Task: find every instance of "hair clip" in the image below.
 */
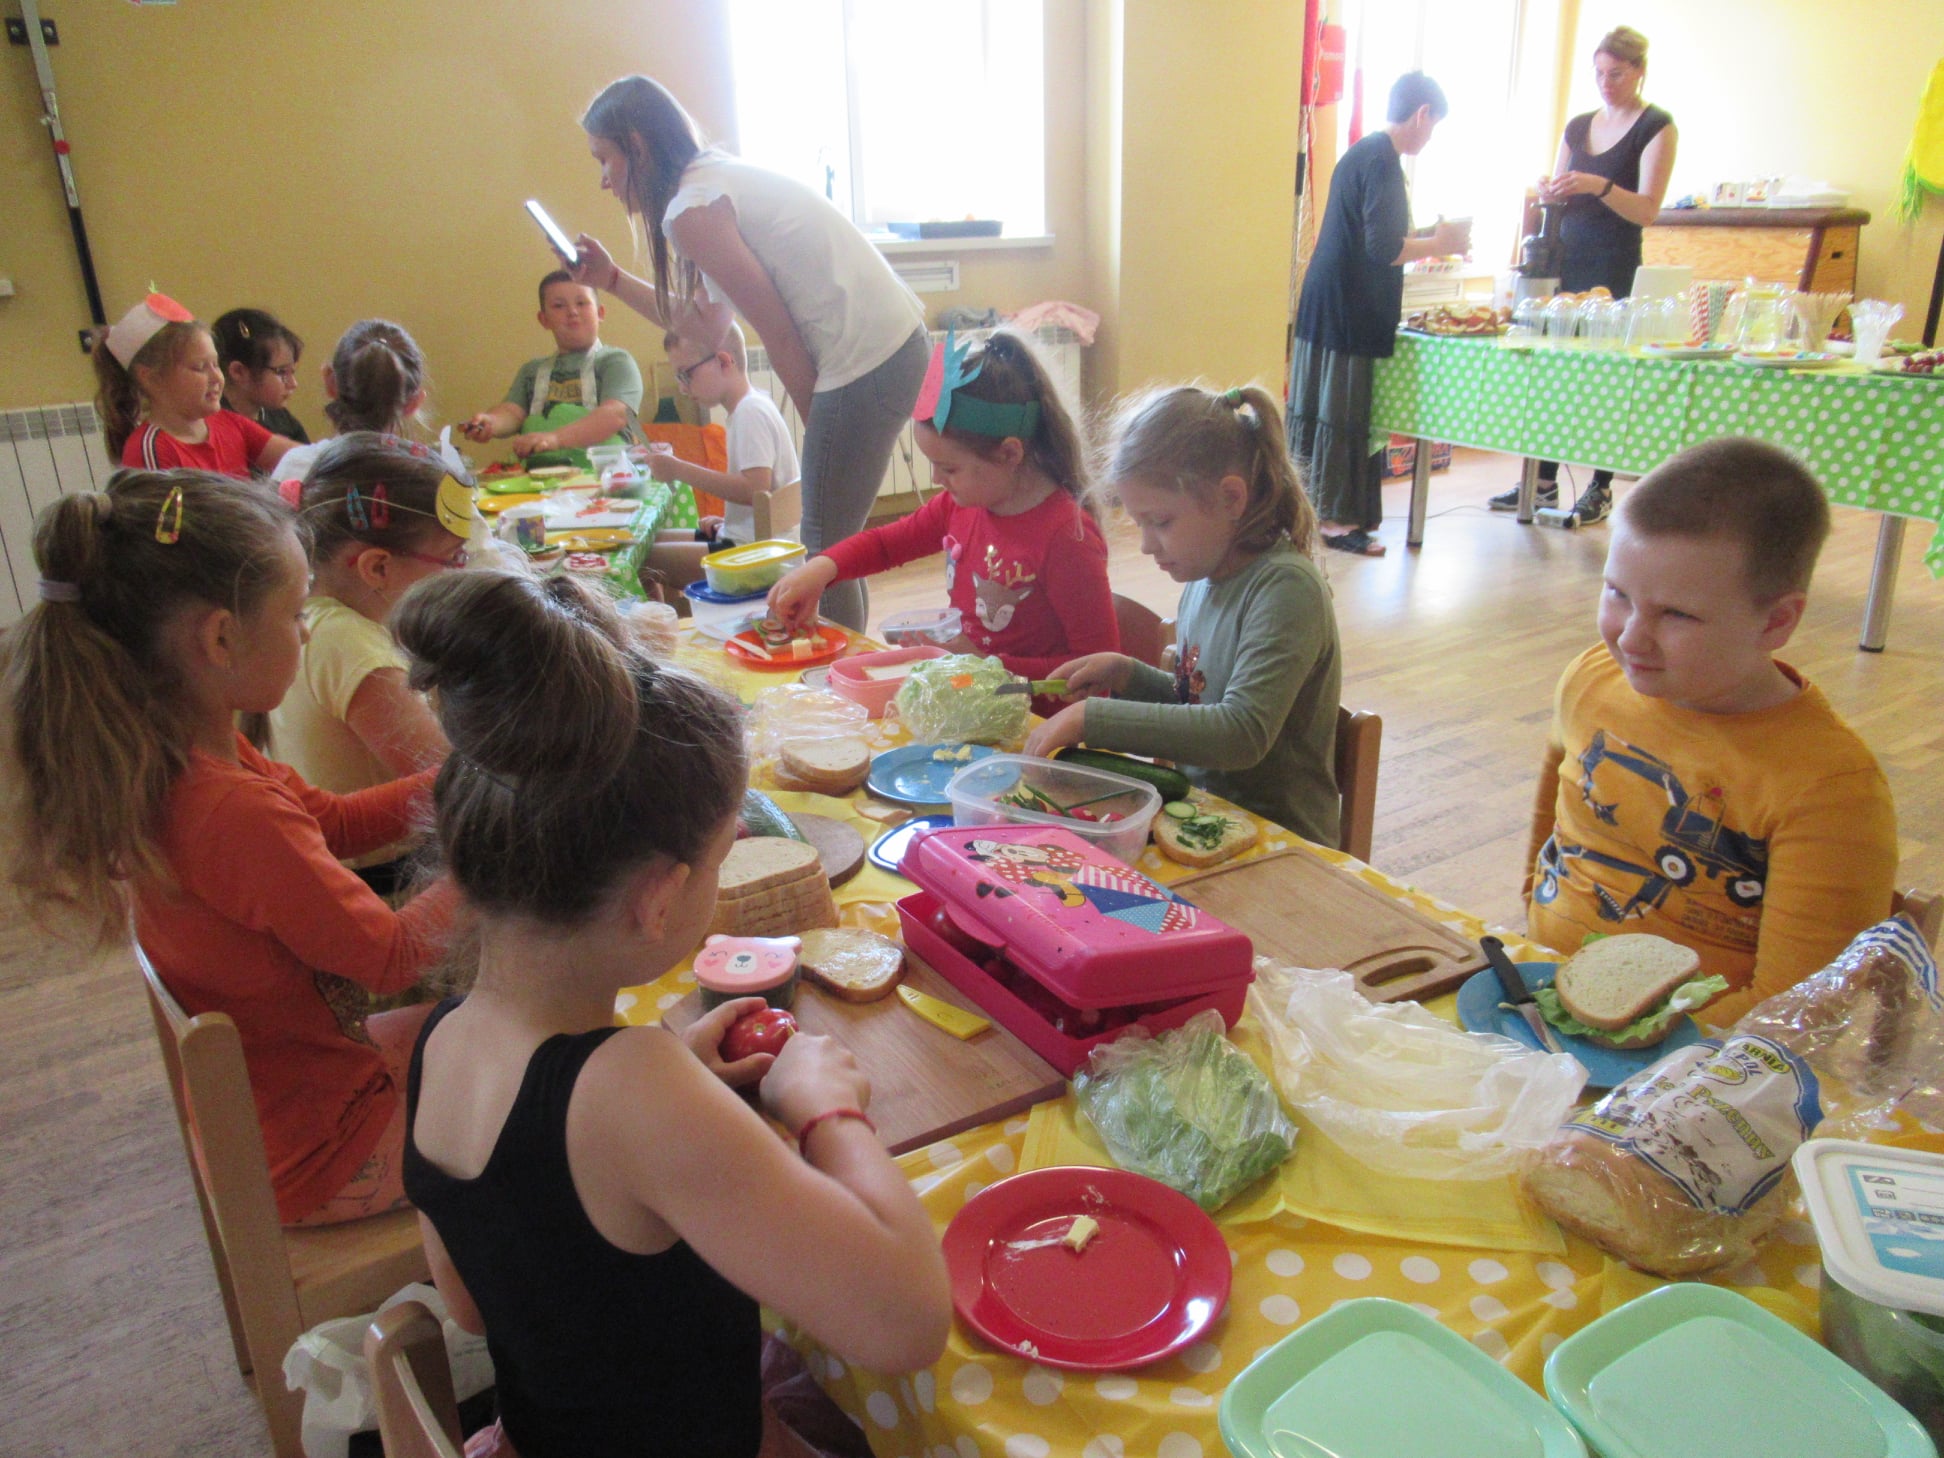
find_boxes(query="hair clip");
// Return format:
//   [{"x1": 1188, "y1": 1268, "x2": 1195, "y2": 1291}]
[
  {"x1": 370, "y1": 484, "x2": 392, "y2": 528},
  {"x1": 238, "y1": 321, "x2": 252, "y2": 339},
  {"x1": 154, "y1": 482, "x2": 185, "y2": 544},
  {"x1": 346, "y1": 485, "x2": 371, "y2": 532}
]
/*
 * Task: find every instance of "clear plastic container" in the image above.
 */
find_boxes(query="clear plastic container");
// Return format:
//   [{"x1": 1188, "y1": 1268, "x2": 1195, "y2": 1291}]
[
  {"x1": 879, "y1": 606, "x2": 964, "y2": 647},
  {"x1": 702, "y1": 539, "x2": 808, "y2": 596},
  {"x1": 682, "y1": 580, "x2": 769, "y2": 639},
  {"x1": 945, "y1": 753, "x2": 1161, "y2": 865}
]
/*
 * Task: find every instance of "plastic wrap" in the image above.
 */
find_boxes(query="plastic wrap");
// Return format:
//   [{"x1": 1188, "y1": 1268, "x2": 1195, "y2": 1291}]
[
  {"x1": 1072, "y1": 1010, "x2": 1297, "y2": 1211},
  {"x1": 891, "y1": 654, "x2": 1029, "y2": 745},
  {"x1": 1249, "y1": 960, "x2": 1587, "y2": 1180},
  {"x1": 1524, "y1": 916, "x2": 1943, "y2": 1278},
  {"x1": 746, "y1": 684, "x2": 870, "y2": 764}
]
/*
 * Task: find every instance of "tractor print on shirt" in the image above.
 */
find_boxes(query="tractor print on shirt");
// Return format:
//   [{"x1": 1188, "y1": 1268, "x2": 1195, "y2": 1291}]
[
  {"x1": 1533, "y1": 730, "x2": 1769, "y2": 923},
  {"x1": 973, "y1": 545, "x2": 1036, "y2": 634}
]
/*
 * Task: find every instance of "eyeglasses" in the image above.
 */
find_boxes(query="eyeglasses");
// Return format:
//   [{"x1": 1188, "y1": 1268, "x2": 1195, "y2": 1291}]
[
  {"x1": 674, "y1": 355, "x2": 722, "y2": 387},
  {"x1": 392, "y1": 546, "x2": 469, "y2": 570},
  {"x1": 262, "y1": 366, "x2": 300, "y2": 384}
]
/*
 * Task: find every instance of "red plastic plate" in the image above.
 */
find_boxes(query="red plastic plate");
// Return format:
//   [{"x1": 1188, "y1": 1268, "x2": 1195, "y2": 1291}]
[
  {"x1": 942, "y1": 1166, "x2": 1231, "y2": 1371},
  {"x1": 723, "y1": 624, "x2": 848, "y2": 670}
]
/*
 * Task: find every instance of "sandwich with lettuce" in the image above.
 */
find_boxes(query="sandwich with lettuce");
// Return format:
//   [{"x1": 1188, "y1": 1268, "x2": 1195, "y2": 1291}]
[{"x1": 1534, "y1": 934, "x2": 1729, "y2": 1050}]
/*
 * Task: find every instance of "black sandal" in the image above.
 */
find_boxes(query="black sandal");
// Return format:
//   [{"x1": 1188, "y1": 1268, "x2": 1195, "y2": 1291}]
[{"x1": 1322, "y1": 528, "x2": 1386, "y2": 557}]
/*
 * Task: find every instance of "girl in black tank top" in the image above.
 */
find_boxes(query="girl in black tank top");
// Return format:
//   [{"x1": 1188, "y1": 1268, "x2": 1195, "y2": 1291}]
[{"x1": 393, "y1": 571, "x2": 949, "y2": 1458}]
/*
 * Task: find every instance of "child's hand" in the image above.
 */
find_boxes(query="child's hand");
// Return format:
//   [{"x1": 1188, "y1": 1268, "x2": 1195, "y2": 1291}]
[
  {"x1": 1052, "y1": 652, "x2": 1136, "y2": 700},
  {"x1": 647, "y1": 451, "x2": 685, "y2": 482},
  {"x1": 682, "y1": 996, "x2": 777, "y2": 1089},
  {"x1": 1024, "y1": 701, "x2": 1089, "y2": 759},
  {"x1": 572, "y1": 234, "x2": 621, "y2": 293},
  {"x1": 761, "y1": 1030, "x2": 872, "y2": 1135},
  {"x1": 767, "y1": 557, "x2": 838, "y2": 632},
  {"x1": 510, "y1": 432, "x2": 560, "y2": 460},
  {"x1": 460, "y1": 413, "x2": 496, "y2": 443}
]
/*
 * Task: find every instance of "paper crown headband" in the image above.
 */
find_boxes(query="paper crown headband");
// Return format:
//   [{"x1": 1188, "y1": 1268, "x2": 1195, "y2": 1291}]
[
  {"x1": 104, "y1": 292, "x2": 195, "y2": 368},
  {"x1": 912, "y1": 332, "x2": 1041, "y2": 440}
]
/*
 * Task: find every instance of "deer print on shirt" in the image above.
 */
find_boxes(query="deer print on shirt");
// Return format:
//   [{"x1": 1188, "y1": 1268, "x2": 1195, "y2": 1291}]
[{"x1": 973, "y1": 545, "x2": 1036, "y2": 634}]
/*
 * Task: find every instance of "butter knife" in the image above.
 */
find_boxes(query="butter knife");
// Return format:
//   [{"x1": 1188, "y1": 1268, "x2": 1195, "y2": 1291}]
[{"x1": 1481, "y1": 935, "x2": 1564, "y2": 1054}]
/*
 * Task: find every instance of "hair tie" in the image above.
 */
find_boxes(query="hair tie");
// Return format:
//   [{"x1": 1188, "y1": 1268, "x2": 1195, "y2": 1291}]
[
  {"x1": 38, "y1": 578, "x2": 81, "y2": 603},
  {"x1": 1224, "y1": 388, "x2": 1244, "y2": 407}
]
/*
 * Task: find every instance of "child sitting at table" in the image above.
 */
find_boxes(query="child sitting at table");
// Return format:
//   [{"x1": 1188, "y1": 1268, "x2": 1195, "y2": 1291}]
[
  {"x1": 460, "y1": 270, "x2": 645, "y2": 470},
  {"x1": 212, "y1": 306, "x2": 311, "y2": 444},
  {"x1": 1024, "y1": 384, "x2": 1344, "y2": 847},
  {"x1": 4, "y1": 470, "x2": 456, "y2": 1226},
  {"x1": 1522, "y1": 436, "x2": 1896, "y2": 1025},
  {"x1": 394, "y1": 569, "x2": 949, "y2": 1457},
  {"x1": 271, "y1": 433, "x2": 471, "y2": 896},
  {"x1": 767, "y1": 330, "x2": 1117, "y2": 702},
  {"x1": 93, "y1": 292, "x2": 298, "y2": 477},
  {"x1": 272, "y1": 319, "x2": 430, "y2": 486},
  {"x1": 655, "y1": 321, "x2": 799, "y2": 548}
]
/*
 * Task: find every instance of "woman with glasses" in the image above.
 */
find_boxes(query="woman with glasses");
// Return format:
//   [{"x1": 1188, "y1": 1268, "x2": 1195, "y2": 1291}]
[{"x1": 213, "y1": 307, "x2": 311, "y2": 444}]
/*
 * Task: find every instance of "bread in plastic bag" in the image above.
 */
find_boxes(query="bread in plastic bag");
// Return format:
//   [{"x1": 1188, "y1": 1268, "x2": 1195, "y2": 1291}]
[
  {"x1": 1524, "y1": 916, "x2": 1942, "y2": 1277},
  {"x1": 1072, "y1": 1010, "x2": 1297, "y2": 1212},
  {"x1": 747, "y1": 684, "x2": 869, "y2": 764},
  {"x1": 891, "y1": 654, "x2": 1028, "y2": 745},
  {"x1": 1248, "y1": 959, "x2": 1587, "y2": 1180}
]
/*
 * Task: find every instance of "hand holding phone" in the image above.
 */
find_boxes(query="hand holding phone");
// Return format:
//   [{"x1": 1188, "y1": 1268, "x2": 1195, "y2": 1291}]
[{"x1": 524, "y1": 200, "x2": 579, "y2": 267}]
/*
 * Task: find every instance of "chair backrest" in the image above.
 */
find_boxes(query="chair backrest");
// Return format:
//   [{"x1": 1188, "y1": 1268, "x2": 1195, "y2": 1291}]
[
  {"x1": 754, "y1": 478, "x2": 803, "y2": 541},
  {"x1": 1334, "y1": 707, "x2": 1382, "y2": 865},
  {"x1": 1893, "y1": 888, "x2": 1943, "y2": 951},
  {"x1": 1113, "y1": 593, "x2": 1168, "y2": 669},
  {"x1": 365, "y1": 1301, "x2": 464, "y2": 1458}
]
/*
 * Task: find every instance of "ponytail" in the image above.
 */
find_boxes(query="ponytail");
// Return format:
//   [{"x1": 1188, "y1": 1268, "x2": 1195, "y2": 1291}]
[{"x1": 324, "y1": 320, "x2": 427, "y2": 435}]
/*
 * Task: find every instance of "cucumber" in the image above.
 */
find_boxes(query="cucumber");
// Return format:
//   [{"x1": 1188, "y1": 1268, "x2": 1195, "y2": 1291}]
[
  {"x1": 741, "y1": 788, "x2": 808, "y2": 842},
  {"x1": 1163, "y1": 800, "x2": 1196, "y2": 820},
  {"x1": 1054, "y1": 748, "x2": 1192, "y2": 803}
]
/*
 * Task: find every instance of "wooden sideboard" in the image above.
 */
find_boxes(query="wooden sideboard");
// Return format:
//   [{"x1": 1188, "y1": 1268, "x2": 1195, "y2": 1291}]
[{"x1": 1643, "y1": 206, "x2": 1870, "y2": 292}]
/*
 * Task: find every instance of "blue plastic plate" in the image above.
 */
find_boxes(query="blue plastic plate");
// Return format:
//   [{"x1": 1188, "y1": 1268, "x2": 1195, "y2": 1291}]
[
  {"x1": 1545, "y1": 1283, "x2": 1936, "y2": 1458},
  {"x1": 1454, "y1": 961, "x2": 1702, "y2": 1090},
  {"x1": 867, "y1": 813, "x2": 955, "y2": 874},
  {"x1": 866, "y1": 743, "x2": 996, "y2": 808}
]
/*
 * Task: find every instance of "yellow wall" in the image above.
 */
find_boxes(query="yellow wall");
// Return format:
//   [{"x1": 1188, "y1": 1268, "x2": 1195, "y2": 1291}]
[
  {"x1": 1566, "y1": 2, "x2": 1944, "y2": 319},
  {"x1": 0, "y1": 0, "x2": 1089, "y2": 431}
]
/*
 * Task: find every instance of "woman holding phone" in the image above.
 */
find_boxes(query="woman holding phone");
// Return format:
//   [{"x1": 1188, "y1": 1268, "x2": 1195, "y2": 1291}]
[{"x1": 563, "y1": 75, "x2": 927, "y2": 631}]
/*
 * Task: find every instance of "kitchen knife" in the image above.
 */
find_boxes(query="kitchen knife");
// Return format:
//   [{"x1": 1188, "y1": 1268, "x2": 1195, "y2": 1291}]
[
  {"x1": 1481, "y1": 935, "x2": 1565, "y2": 1054},
  {"x1": 994, "y1": 678, "x2": 1068, "y2": 696}
]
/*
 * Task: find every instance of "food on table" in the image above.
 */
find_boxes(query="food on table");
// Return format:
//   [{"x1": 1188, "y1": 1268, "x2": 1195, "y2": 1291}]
[
  {"x1": 1532, "y1": 934, "x2": 1727, "y2": 1050},
  {"x1": 562, "y1": 552, "x2": 610, "y2": 574},
  {"x1": 776, "y1": 736, "x2": 872, "y2": 796},
  {"x1": 860, "y1": 664, "x2": 915, "y2": 682},
  {"x1": 1059, "y1": 1214, "x2": 1099, "y2": 1253},
  {"x1": 693, "y1": 933, "x2": 803, "y2": 1010},
  {"x1": 721, "y1": 1006, "x2": 797, "y2": 1061},
  {"x1": 879, "y1": 606, "x2": 963, "y2": 647},
  {"x1": 526, "y1": 465, "x2": 575, "y2": 482},
  {"x1": 797, "y1": 927, "x2": 905, "y2": 1002},
  {"x1": 1152, "y1": 800, "x2": 1260, "y2": 868},
  {"x1": 892, "y1": 654, "x2": 1030, "y2": 745},
  {"x1": 1889, "y1": 348, "x2": 1944, "y2": 376},
  {"x1": 995, "y1": 779, "x2": 1132, "y2": 824},
  {"x1": 930, "y1": 744, "x2": 977, "y2": 763},
  {"x1": 708, "y1": 838, "x2": 839, "y2": 938},
  {"x1": 1403, "y1": 303, "x2": 1511, "y2": 336},
  {"x1": 928, "y1": 904, "x2": 993, "y2": 961},
  {"x1": 854, "y1": 798, "x2": 912, "y2": 825},
  {"x1": 737, "y1": 788, "x2": 809, "y2": 843},
  {"x1": 1053, "y1": 748, "x2": 1192, "y2": 803}
]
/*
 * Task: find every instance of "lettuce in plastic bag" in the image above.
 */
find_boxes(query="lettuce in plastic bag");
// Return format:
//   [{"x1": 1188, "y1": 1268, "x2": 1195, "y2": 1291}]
[
  {"x1": 892, "y1": 653, "x2": 1029, "y2": 745},
  {"x1": 1073, "y1": 1011, "x2": 1297, "y2": 1211}
]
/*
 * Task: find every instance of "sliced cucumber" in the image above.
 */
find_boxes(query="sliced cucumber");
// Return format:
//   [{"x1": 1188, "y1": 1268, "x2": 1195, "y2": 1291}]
[{"x1": 1163, "y1": 800, "x2": 1197, "y2": 820}]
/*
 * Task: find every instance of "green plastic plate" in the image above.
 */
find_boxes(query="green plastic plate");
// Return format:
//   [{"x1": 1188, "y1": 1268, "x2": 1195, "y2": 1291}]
[
  {"x1": 1219, "y1": 1298, "x2": 1587, "y2": 1458},
  {"x1": 1544, "y1": 1283, "x2": 1936, "y2": 1458}
]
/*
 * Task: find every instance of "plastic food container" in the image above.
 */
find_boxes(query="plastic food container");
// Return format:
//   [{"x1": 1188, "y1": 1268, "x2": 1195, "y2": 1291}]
[
  {"x1": 1797, "y1": 1138, "x2": 1944, "y2": 1446},
  {"x1": 682, "y1": 580, "x2": 769, "y2": 640},
  {"x1": 702, "y1": 539, "x2": 807, "y2": 596},
  {"x1": 826, "y1": 645, "x2": 948, "y2": 718},
  {"x1": 879, "y1": 606, "x2": 963, "y2": 647},
  {"x1": 945, "y1": 753, "x2": 1161, "y2": 865},
  {"x1": 1544, "y1": 1281, "x2": 1935, "y2": 1458},
  {"x1": 692, "y1": 934, "x2": 801, "y2": 1010},
  {"x1": 1221, "y1": 1298, "x2": 1588, "y2": 1458}
]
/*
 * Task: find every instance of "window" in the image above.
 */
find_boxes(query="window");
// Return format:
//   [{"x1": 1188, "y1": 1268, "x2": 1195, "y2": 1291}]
[{"x1": 728, "y1": 0, "x2": 1047, "y2": 239}]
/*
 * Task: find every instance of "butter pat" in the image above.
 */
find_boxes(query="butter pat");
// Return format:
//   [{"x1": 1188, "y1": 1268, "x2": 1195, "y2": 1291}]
[{"x1": 1062, "y1": 1215, "x2": 1100, "y2": 1253}]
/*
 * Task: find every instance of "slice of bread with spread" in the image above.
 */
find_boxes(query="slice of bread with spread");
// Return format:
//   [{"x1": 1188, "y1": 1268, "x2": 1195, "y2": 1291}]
[
  {"x1": 797, "y1": 927, "x2": 905, "y2": 1002},
  {"x1": 1152, "y1": 801, "x2": 1259, "y2": 868}
]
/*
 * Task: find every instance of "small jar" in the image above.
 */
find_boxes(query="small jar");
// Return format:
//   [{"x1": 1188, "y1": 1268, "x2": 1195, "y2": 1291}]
[{"x1": 693, "y1": 934, "x2": 802, "y2": 1010}]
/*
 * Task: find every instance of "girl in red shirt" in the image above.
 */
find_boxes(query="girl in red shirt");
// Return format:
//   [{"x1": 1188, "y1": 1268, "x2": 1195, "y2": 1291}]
[
  {"x1": 92, "y1": 292, "x2": 298, "y2": 478},
  {"x1": 5, "y1": 469, "x2": 452, "y2": 1225},
  {"x1": 767, "y1": 330, "x2": 1118, "y2": 693}
]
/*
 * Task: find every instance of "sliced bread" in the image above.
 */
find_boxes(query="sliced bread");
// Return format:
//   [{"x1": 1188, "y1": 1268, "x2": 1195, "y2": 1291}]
[
  {"x1": 779, "y1": 736, "x2": 872, "y2": 795},
  {"x1": 1554, "y1": 934, "x2": 1703, "y2": 1042},
  {"x1": 716, "y1": 837, "x2": 824, "y2": 899},
  {"x1": 1152, "y1": 804, "x2": 1260, "y2": 868},
  {"x1": 798, "y1": 927, "x2": 905, "y2": 1002}
]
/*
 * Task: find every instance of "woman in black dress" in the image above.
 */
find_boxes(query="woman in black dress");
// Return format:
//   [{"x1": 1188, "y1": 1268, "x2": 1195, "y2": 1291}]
[{"x1": 1493, "y1": 26, "x2": 1678, "y2": 523}]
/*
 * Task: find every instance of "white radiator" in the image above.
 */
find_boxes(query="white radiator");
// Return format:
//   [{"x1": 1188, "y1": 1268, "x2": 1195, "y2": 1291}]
[
  {"x1": 740, "y1": 325, "x2": 1086, "y2": 505},
  {"x1": 0, "y1": 403, "x2": 115, "y2": 629}
]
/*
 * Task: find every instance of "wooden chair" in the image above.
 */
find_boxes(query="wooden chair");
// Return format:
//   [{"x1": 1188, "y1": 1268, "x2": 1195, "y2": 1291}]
[
  {"x1": 1893, "y1": 887, "x2": 1943, "y2": 951},
  {"x1": 1334, "y1": 706, "x2": 1382, "y2": 866},
  {"x1": 1113, "y1": 593, "x2": 1169, "y2": 669},
  {"x1": 365, "y1": 1301, "x2": 464, "y2": 1458},
  {"x1": 138, "y1": 945, "x2": 428, "y2": 1458},
  {"x1": 754, "y1": 478, "x2": 803, "y2": 541}
]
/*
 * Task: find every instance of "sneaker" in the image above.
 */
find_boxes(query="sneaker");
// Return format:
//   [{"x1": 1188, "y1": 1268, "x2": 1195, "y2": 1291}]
[
  {"x1": 1489, "y1": 482, "x2": 1558, "y2": 512},
  {"x1": 1571, "y1": 482, "x2": 1612, "y2": 525}
]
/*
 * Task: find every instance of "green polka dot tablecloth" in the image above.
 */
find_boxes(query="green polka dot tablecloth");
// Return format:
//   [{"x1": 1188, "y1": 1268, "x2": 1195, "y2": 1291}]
[
  {"x1": 600, "y1": 480, "x2": 696, "y2": 600},
  {"x1": 1372, "y1": 336, "x2": 1944, "y2": 576}
]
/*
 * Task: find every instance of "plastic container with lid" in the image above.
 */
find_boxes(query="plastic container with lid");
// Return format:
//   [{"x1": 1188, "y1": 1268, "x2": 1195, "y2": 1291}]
[
  {"x1": 895, "y1": 823, "x2": 1253, "y2": 1074},
  {"x1": 702, "y1": 539, "x2": 808, "y2": 596},
  {"x1": 945, "y1": 753, "x2": 1161, "y2": 865},
  {"x1": 826, "y1": 644, "x2": 948, "y2": 717},
  {"x1": 1797, "y1": 1138, "x2": 1944, "y2": 1447},
  {"x1": 879, "y1": 606, "x2": 963, "y2": 647},
  {"x1": 682, "y1": 580, "x2": 769, "y2": 640},
  {"x1": 692, "y1": 934, "x2": 801, "y2": 1010}
]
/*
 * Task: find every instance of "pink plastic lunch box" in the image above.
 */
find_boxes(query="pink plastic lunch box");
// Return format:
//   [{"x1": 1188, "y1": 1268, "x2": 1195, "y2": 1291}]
[{"x1": 896, "y1": 824, "x2": 1254, "y2": 1074}]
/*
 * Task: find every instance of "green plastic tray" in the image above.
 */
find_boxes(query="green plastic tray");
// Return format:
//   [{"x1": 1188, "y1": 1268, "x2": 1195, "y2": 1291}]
[{"x1": 1219, "y1": 1297, "x2": 1587, "y2": 1458}]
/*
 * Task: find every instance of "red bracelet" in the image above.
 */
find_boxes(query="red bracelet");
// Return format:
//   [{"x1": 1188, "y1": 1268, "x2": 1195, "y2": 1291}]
[{"x1": 796, "y1": 1107, "x2": 874, "y2": 1155}]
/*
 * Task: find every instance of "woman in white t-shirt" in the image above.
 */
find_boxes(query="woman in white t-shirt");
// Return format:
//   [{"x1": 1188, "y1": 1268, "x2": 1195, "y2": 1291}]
[{"x1": 571, "y1": 74, "x2": 929, "y2": 630}]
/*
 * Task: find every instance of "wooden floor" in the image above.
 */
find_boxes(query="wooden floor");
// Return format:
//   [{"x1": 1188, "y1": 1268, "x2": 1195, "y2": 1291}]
[{"x1": 1, "y1": 449, "x2": 1938, "y2": 1455}]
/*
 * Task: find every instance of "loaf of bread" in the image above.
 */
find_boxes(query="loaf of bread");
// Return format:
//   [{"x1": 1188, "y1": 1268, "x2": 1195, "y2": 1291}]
[{"x1": 776, "y1": 736, "x2": 872, "y2": 796}]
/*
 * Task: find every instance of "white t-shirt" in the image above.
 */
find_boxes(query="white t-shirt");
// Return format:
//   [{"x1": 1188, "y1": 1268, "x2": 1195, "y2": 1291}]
[
  {"x1": 665, "y1": 154, "x2": 925, "y2": 393},
  {"x1": 722, "y1": 389, "x2": 801, "y2": 545}
]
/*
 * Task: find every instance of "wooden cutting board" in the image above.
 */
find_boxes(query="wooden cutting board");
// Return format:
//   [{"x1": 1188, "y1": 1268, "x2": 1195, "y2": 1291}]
[
  {"x1": 661, "y1": 949, "x2": 1064, "y2": 1154},
  {"x1": 1170, "y1": 848, "x2": 1486, "y2": 1003}
]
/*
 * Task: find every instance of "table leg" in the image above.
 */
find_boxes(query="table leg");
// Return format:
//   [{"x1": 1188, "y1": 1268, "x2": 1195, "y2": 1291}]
[
  {"x1": 1860, "y1": 513, "x2": 1906, "y2": 653},
  {"x1": 1516, "y1": 457, "x2": 1539, "y2": 525},
  {"x1": 1407, "y1": 437, "x2": 1431, "y2": 547}
]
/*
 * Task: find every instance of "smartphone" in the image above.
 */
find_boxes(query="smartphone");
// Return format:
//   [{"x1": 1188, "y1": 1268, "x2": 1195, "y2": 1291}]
[{"x1": 524, "y1": 200, "x2": 579, "y2": 267}]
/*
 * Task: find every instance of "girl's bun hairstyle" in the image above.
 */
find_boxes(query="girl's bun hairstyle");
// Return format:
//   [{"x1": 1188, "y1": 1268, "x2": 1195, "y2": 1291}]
[
  {"x1": 393, "y1": 571, "x2": 746, "y2": 922},
  {"x1": 1596, "y1": 26, "x2": 1648, "y2": 66},
  {"x1": 324, "y1": 320, "x2": 426, "y2": 435}
]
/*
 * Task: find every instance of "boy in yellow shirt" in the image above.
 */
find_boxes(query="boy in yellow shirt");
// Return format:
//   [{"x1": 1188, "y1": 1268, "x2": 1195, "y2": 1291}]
[{"x1": 1524, "y1": 437, "x2": 1896, "y2": 1026}]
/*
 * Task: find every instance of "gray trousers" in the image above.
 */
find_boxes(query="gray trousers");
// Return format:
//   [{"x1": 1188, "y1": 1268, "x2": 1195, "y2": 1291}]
[{"x1": 799, "y1": 328, "x2": 931, "y2": 630}]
